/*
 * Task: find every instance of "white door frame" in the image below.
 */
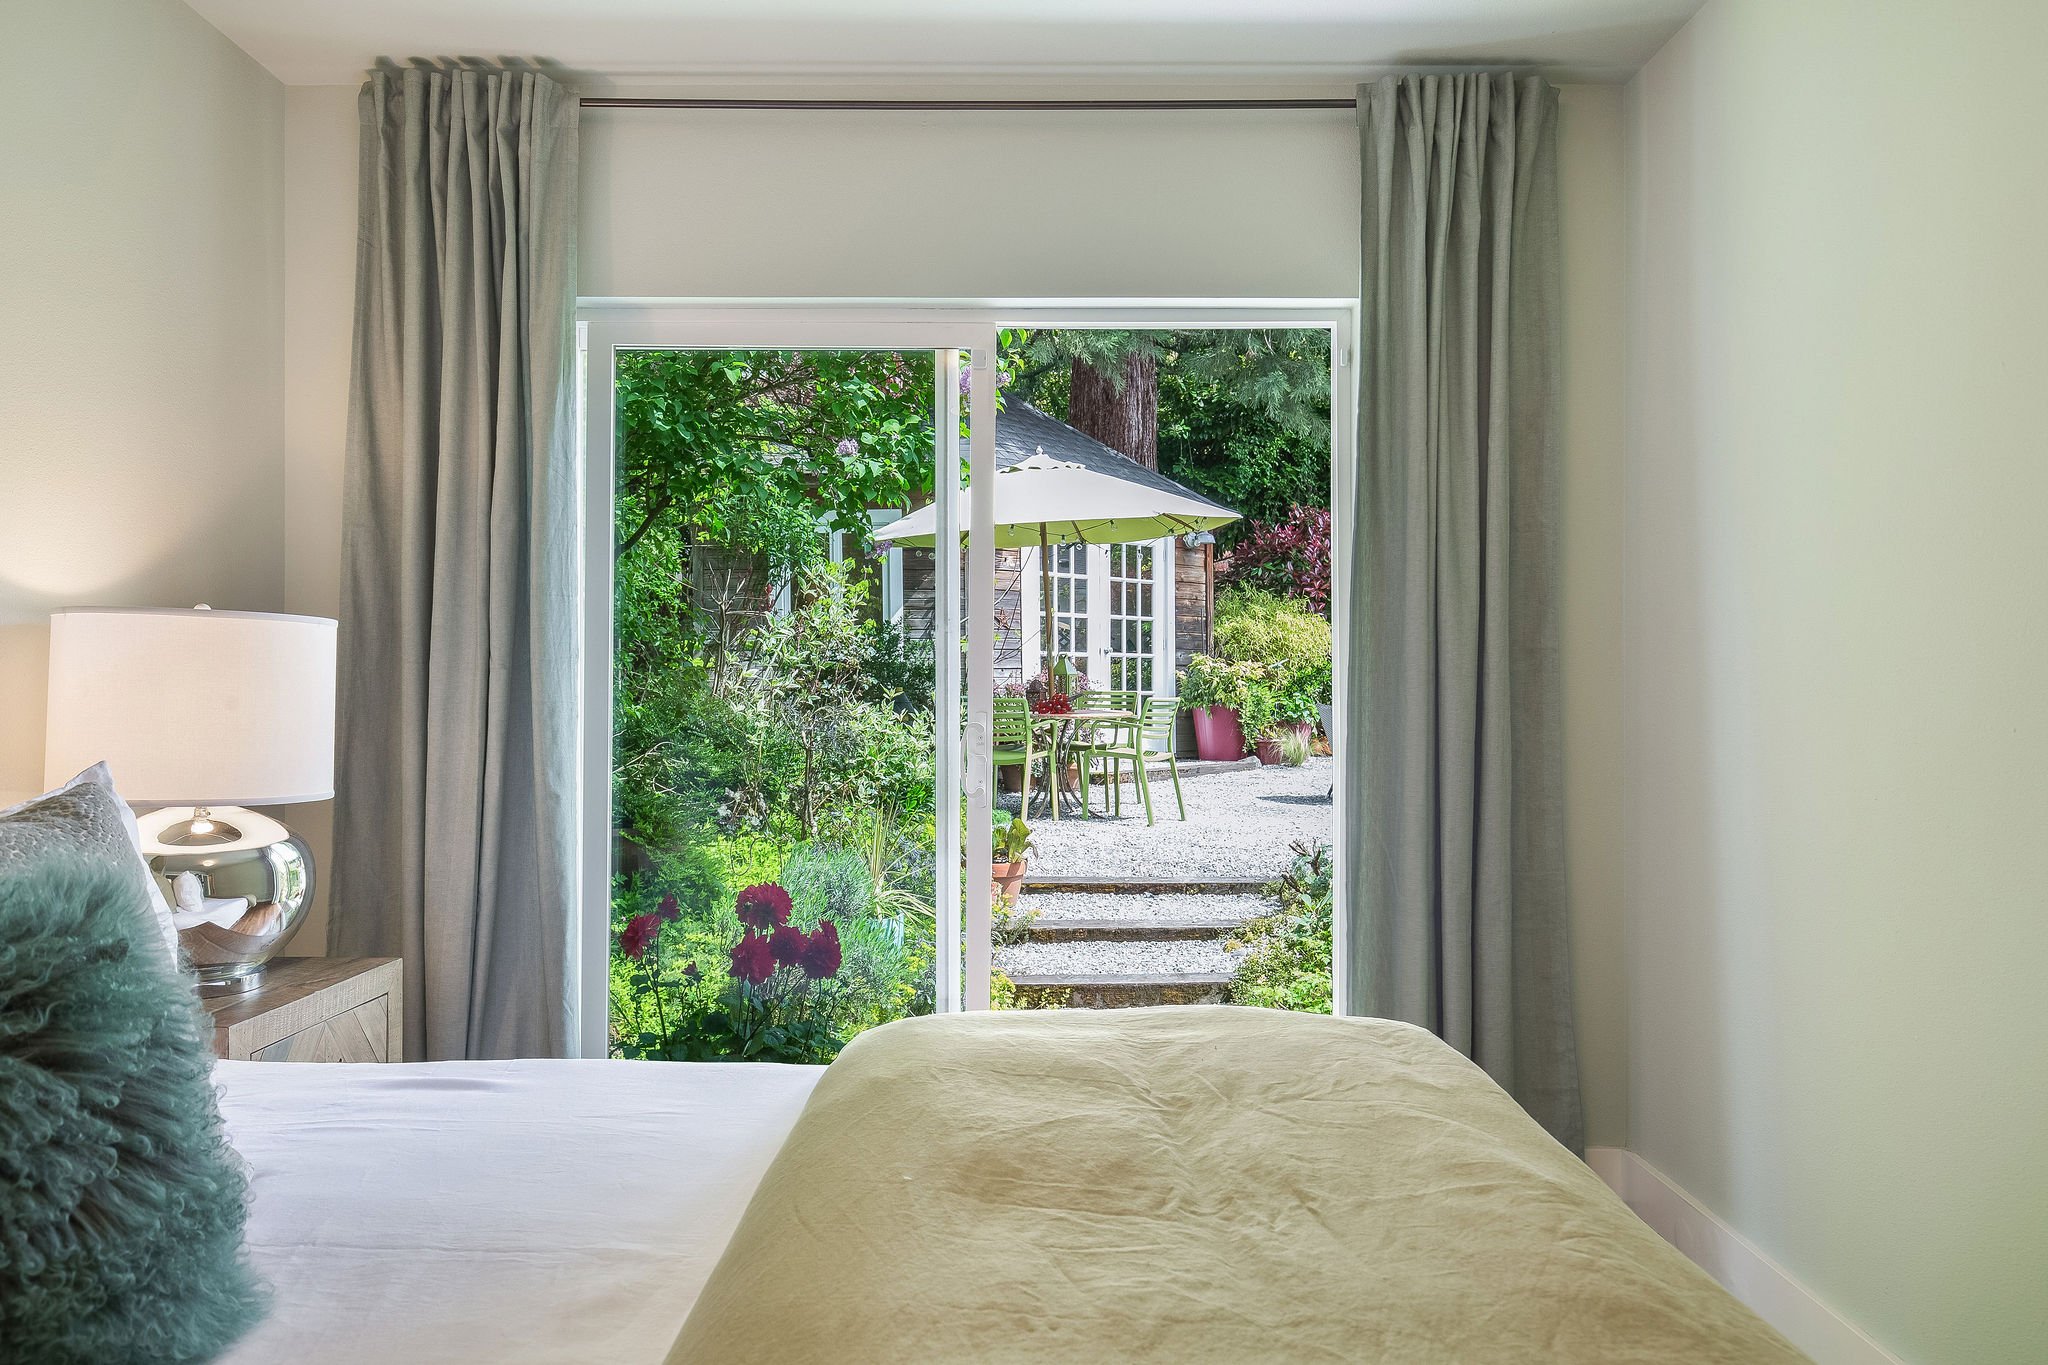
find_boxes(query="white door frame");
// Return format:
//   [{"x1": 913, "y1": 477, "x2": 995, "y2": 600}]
[{"x1": 574, "y1": 299, "x2": 1357, "y2": 1056}]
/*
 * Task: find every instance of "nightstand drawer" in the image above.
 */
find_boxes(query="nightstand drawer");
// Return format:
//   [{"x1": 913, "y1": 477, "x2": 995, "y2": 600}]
[
  {"x1": 251, "y1": 995, "x2": 392, "y2": 1062},
  {"x1": 205, "y1": 957, "x2": 404, "y2": 1062}
]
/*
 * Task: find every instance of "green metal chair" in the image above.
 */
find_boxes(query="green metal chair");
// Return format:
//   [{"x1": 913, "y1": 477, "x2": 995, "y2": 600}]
[
  {"x1": 991, "y1": 697, "x2": 1045, "y2": 819},
  {"x1": 1073, "y1": 695, "x2": 1185, "y2": 824}
]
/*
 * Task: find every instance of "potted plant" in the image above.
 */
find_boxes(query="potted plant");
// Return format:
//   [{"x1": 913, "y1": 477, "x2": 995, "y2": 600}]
[
  {"x1": 990, "y1": 810, "x2": 1035, "y2": 901},
  {"x1": 1178, "y1": 655, "x2": 1261, "y2": 761}
]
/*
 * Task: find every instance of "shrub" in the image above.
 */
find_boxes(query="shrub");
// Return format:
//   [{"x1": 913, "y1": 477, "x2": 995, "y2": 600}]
[
  {"x1": 1212, "y1": 586, "x2": 1332, "y2": 676},
  {"x1": 1177, "y1": 655, "x2": 1265, "y2": 713},
  {"x1": 1227, "y1": 841, "x2": 1332, "y2": 1013},
  {"x1": 1275, "y1": 728, "x2": 1311, "y2": 766},
  {"x1": 1219, "y1": 505, "x2": 1332, "y2": 616}
]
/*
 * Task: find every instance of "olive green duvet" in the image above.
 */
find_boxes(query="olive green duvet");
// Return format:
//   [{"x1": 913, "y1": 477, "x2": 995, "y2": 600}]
[{"x1": 668, "y1": 1007, "x2": 1808, "y2": 1364}]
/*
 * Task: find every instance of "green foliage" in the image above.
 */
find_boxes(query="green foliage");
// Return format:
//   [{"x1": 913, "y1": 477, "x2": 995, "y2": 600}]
[
  {"x1": 1182, "y1": 588, "x2": 1335, "y2": 741},
  {"x1": 611, "y1": 347, "x2": 946, "y2": 1064},
  {"x1": 1175, "y1": 655, "x2": 1265, "y2": 713},
  {"x1": 1228, "y1": 842, "x2": 1333, "y2": 1013},
  {"x1": 1275, "y1": 728, "x2": 1312, "y2": 767},
  {"x1": 1005, "y1": 329, "x2": 1331, "y2": 548},
  {"x1": 1212, "y1": 587, "x2": 1332, "y2": 675},
  {"x1": 990, "y1": 810, "x2": 1036, "y2": 864},
  {"x1": 612, "y1": 841, "x2": 934, "y2": 1065},
  {"x1": 616, "y1": 348, "x2": 937, "y2": 568}
]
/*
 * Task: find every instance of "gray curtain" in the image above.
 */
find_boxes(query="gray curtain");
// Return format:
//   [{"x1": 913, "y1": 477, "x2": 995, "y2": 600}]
[
  {"x1": 1347, "y1": 73, "x2": 1583, "y2": 1151},
  {"x1": 330, "y1": 67, "x2": 580, "y2": 1061}
]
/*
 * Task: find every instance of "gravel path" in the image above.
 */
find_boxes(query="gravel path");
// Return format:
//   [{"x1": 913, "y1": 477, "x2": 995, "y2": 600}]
[
  {"x1": 997, "y1": 938, "x2": 1244, "y2": 979},
  {"x1": 1021, "y1": 891, "x2": 1266, "y2": 925},
  {"x1": 1003, "y1": 756, "x2": 1334, "y2": 881}
]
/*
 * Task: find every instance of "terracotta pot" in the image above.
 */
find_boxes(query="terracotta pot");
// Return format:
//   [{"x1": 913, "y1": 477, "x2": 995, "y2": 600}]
[
  {"x1": 1188, "y1": 705, "x2": 1247, "y2": 761},
  {"x1": 991, "y1": 858, "x2": 1028, "y2": 901},
  {"x1": 1253, "y1": 736, "x2": 1285, "y2": 765}
]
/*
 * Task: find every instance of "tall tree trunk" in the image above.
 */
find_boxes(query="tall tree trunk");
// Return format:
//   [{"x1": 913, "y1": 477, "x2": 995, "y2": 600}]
[{"x1": 1068, "y1": 352, "x2": 1158, "y2": 469}]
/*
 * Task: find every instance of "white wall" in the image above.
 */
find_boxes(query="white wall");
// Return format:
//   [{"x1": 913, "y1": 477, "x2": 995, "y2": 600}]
[
  {"x1": 1624, "y1": 3, "x2": 2048, "y2": 1361},
  {"x1": 0, "y1": 0, "x2": 286, "y2": 806},
  {"x1": 282, "y1": 83, "x2": 1629, "y2": 1131}
]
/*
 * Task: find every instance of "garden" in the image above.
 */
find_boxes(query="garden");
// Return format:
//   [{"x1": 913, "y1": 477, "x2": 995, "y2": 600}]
[{"x1": 609, "y1": 331, "x2": 1340, "y2": 1063}]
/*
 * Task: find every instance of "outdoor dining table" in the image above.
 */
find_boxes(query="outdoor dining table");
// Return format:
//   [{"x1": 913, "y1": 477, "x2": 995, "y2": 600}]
[{"x1": 1029, "y1": 706, "x2": 1138, "y2": 820}]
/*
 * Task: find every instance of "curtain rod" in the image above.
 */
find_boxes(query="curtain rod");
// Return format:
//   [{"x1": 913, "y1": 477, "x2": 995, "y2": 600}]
[{"x1": 579, "y1": 96, "x2": 1356, "y2": 111}]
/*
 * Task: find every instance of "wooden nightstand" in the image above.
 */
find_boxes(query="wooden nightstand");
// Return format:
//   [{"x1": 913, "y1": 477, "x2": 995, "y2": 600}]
[{"x1": 202, "y1": 957, "x2": 404, "y2": 1062}]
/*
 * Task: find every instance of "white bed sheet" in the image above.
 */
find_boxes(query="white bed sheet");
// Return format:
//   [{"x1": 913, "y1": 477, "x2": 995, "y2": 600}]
[{"x1": 213, "y1": 1058, "x2": 823, "y2": 1365}]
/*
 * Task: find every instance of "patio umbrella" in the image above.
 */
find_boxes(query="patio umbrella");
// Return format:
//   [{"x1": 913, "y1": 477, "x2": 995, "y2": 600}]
[{"x1": 873, "y1": 447, "x2": 1240, "y2": 668}]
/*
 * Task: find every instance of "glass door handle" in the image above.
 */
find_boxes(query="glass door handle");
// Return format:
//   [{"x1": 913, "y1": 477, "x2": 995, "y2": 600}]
[{"x1": 961, "y1": 720, "x2": 989, "y2": 799}]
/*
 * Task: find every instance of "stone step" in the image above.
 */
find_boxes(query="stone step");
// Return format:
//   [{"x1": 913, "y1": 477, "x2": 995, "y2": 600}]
[
  {"x1": 996, "y1": 938, "x2": 1241, "y2": 1008},
  {"x1": 1020, "y1": 874, "x2": 1268, "y2": 895},
  {"x1": 1005, "y1": 972, "x2": 1236, "y2": 1009},
  {"x1": 1016, "y1": 891, "x2": 1266, "y2": 944},
  {"x1": 1024, "y1": 916, "x2": 1242, "y2": 942}
]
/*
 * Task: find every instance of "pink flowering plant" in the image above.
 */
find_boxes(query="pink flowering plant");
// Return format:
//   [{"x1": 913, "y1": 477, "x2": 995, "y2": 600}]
[
  {"x1": 615, "y1": 881, "x2": 849, "y2": 1063},
  {"x1": 1219, "y1": 504, "x2": 1332, "y2": 617}
]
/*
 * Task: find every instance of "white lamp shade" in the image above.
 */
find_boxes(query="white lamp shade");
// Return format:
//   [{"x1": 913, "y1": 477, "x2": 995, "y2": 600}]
[{"x1": 43, "y1": 608, "x2": 337, "y2": 806}]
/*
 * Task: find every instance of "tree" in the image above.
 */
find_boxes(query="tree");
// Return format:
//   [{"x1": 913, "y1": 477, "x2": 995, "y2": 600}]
[
  {"x1": 1006, "y1": 329, "x2": 1160, "y2": 465},
  {"x1": 615, "y1": 348, "x2": 937, "y2": 571},
  {"x1": 1004, "y1": 329, "x2": 1332, "y2": 539}
]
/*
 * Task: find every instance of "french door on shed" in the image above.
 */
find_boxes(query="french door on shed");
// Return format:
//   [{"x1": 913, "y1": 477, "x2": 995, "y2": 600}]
[{"x1": 1020, "y1": 538, "x2": 1175, "y2": 697}]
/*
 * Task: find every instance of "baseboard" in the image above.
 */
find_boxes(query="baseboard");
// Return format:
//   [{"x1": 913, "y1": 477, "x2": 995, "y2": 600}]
[{"x1": 1586, "y1": 1147, "x2": 1907, "y2": 1365}]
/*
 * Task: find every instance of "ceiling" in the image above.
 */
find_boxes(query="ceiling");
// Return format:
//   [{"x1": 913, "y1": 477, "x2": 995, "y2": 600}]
[{"x1": 182, "y1": 0, "x2": 1706, "y2": 89}]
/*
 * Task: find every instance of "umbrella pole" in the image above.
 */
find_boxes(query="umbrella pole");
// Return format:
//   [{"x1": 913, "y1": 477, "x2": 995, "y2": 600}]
[{"x1": 1040, "y1": 524, "x2": 1055, "y2": 677}]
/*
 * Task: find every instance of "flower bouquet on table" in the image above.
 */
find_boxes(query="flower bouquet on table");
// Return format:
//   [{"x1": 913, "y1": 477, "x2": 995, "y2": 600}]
[
  {"x1": 1026, "y1": 666, "x2": 1081, "y2": 717},
  {"x1": 615, "y1": 882, "x2": 847, "y2": 1064}
]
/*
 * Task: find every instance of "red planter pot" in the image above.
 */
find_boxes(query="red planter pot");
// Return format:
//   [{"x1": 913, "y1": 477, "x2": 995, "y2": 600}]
[
  {"x1": 992, "y1": 859, "x2": 1028, "y2": 901},
  {"x1": 1253, "y1": 723, "x2": 1313, "y2": 766},
  {"x1": 1188, "y1": 705, "x2": 1247, "y2": 761}
]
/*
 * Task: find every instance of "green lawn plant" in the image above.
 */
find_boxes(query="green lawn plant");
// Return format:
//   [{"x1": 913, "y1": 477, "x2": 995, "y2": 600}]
[{"x1": 1227, "y1": 841, "x2": 1333, "y2": 1013}]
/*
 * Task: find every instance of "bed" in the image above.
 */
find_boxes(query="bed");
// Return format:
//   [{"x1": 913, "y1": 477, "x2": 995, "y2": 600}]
[
  {"x1": 214, "y1": 1008, "x2": 1807, "y2": 1364},
  {"x1": 213, "y1": 1057, "x2": 822, "y2": 1364}
]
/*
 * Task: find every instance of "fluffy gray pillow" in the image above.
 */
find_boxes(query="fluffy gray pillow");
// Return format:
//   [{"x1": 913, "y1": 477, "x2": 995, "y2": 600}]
[{"x1": 0, "y1": 850, "x2": 266, "y2": 1362}]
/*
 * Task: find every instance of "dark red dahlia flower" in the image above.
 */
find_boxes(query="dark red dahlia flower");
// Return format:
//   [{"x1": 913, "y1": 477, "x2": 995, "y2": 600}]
[
  {"x1": 618, "y1": 912, "x2": 662, "y2": 962},
  {"x1": 768, "y1": 923, "x2": 808, "y2": 967},
  {"x1": 797, "y1": 919, "x2": 841, "y2": 980},
  {"x1": 656, "y1": 894, "x2": 681, "y2": 923},
  {"x1": 728, "y1": 930, "x2": 775, "y2": 985},
  {"x1": 734, "y1": 883, "x2": 793, "y2": 931}
]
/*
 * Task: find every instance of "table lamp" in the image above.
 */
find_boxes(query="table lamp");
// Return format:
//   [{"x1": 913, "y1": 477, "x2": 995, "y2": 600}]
[{"x1": 43, "y1": 606, "x2": 338, "y2": 995}]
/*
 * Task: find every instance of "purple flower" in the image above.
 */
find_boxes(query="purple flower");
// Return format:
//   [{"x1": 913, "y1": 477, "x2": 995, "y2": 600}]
[
  {"x1": 768, "y1": 923, "x2": 809, "y2": 967},
  {"x1": 835, "y1": 437, "x2": 859, "y2": 456},
  {"x1": 797, "y1": 920, "x2": 842, "y2": 980},
  {"x1": 735, "y1": 883, "x2": 793, "y2": 931},
  {"x1": 728, "y1": 931, "x2": 775, "y2": 985},
  {"x1": 618, "y1": 912, "x2": 662, "y2": 962}
]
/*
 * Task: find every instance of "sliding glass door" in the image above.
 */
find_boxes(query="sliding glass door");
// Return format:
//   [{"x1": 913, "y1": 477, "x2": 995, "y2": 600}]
[
  {"x1": 581, "y1": 317, "x2": 998, "y2": 1059},
  {"x1": 579, "y1": 304, "x2": 1356, "y2": 1055}
]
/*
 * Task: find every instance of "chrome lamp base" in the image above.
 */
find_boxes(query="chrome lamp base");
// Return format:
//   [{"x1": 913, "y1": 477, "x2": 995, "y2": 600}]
[{"x1": 139, "y1": 805, "x2": 315, "y2": 994}]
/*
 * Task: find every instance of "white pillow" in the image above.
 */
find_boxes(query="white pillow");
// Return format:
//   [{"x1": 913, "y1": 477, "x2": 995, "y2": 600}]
[{"x1": 2, "y1": 763, "x2": 182, "y2": 960}]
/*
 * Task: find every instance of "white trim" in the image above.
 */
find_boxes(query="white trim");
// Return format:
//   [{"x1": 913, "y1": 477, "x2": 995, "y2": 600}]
[
  {"x1": 1326, "y1": 334, "x2": 1353, "y2": 1017},
  {"x1": 1157, "y1": 535, "x2": 1177, "y2": 698},
  {"x1": 1586, "y1": 1148, "x2": 1909, "y2": 1365},
  {"x1": 932, "y1": 351, "x2": 963, "y2": 1015},
  {"x1": 964, "y1": 345, "x2": 997, "y2": 1011},
  {"x1": 575, "y1": 297, "x2": 1358, "y2": 1041}
]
